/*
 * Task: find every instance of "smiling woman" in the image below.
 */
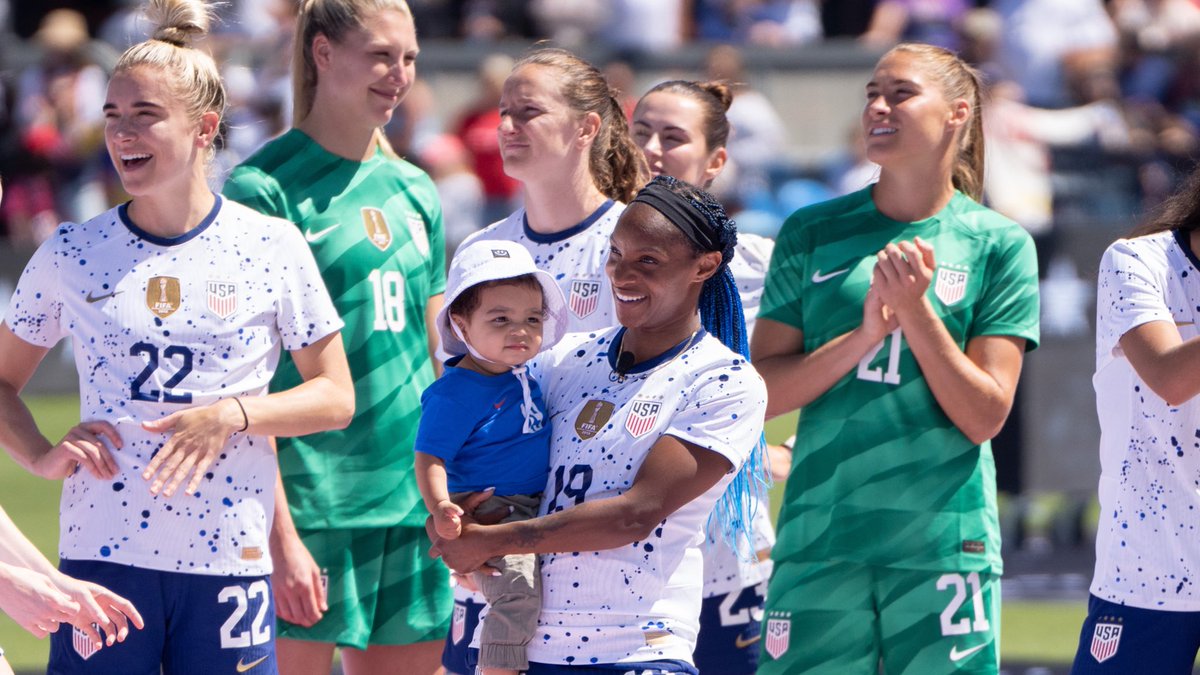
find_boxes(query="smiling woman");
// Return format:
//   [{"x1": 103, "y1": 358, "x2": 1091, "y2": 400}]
[
  {"x1": 222, "y1": 2, "x2": 453, "y2": 674},
  {"x1": 0, "y1": 0, "x2": 355, "y2": 673}
]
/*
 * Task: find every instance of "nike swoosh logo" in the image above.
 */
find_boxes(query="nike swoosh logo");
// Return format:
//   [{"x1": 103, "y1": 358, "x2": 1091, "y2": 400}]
[
  {"x1": 494, "y1": 398, "x2": 506, "y2": 410},
  {"x1": 949, "y1": 643, "x2": 986, "y2": 662},
  {"x1": 236, "y1": 654, "x2": 270, "y2": 672},
  {"x1": 735, "y1": 633, "x2": 762, "y2": 649},
  {"x1": 85, "y1": 290, "x2": 122, "y2": 304},
  {"x1": 304, "y1": 222, "x2": 340, "y2": 243},
  {"x1": 811, "y1": 268, "x2": 850, "y2": 283}
]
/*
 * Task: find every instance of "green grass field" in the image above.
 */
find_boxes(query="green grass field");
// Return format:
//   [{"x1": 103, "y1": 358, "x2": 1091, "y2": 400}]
[{"x1": 0, "y1": 397, "x2": 1090, "y2": 670}]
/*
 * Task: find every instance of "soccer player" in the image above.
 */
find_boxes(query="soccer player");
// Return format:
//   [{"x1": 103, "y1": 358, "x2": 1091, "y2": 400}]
[
  {"x1": 754, "y1": 43, "x2": 1040, "y2": 674},
  {"x1": 430, "y1": 176, "x2": 767, "y2": 675},
  {"x1": 457, "y1": 47, "x2": 648, "y2": 332},
  {"x1": 440, "y1": 46, "x2": 648, "y2": 675},
  {"x1": 0, "y1": 0, "x2": 354, "y2": 672},
  {"x1": 1070, "y1": 166, "x2": 1200, "y2": 672},
  {"x1": 630, "y1": 79, "x2": 779, "y2": 675},
  {"x1": 222, "y1": 1, "x2": 450, "y2": 673}
]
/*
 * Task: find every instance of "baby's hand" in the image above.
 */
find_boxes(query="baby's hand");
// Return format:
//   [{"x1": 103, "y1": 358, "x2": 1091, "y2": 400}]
[{"x1": 435, "y1": 500, "x2": 464, "y2": 540}]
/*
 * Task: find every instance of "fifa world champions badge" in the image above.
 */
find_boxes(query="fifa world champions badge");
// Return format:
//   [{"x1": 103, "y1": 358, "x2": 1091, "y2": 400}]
[
  {"x1": 1090, "y1": 619, "x2": 1123, "y2": 663},
  {"x1": 765, "y1": 610, "x2": 791, "y2": 659}
]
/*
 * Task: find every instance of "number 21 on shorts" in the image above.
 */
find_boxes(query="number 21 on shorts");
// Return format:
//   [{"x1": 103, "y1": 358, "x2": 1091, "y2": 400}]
[{"x1": 937, "y1": 572, "x2": 990, "y2": 636}]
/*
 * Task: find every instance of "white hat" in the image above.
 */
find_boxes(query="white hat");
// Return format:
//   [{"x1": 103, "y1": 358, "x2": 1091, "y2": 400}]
[{"x1": 437, "y1": 239, "x2": 568, "y2": 358}]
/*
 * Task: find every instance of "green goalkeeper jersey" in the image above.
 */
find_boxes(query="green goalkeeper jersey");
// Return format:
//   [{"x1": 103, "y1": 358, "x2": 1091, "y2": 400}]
[
  {"x1": 761, "y1": 187, "x2": 1039, "y2": 573},
  {"x1": 224, "y1": 129, "x2": 446, "y2": 529}
]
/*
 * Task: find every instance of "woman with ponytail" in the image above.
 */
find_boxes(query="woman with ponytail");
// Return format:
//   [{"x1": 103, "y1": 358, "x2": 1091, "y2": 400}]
[
  {"x1": 754, "y1": 43, "x2": 1040, "y2": 674},
  {"x1": 223, "y1": 1, "x2": 453, "y2": 674},
  {"x1": 430, "y1": 175, "x2": 766, "y2": 675},
  {"x1": 456, "y1": 46, "x2": 648, "y2": 332},
  {"x1": 0, "y1": 0, "x2": 355, "y2": 672}
]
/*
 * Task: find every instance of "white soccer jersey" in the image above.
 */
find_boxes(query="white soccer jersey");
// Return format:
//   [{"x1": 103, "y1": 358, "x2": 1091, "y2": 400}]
[
  {"x1": 526, "y1": 327, "x2": 767, "y2": 665},
  {"x1": 4, "y1": 197, "x2": 342, "y2": 577},
  {"x1": 729, "y1": 232, "x2": 775, "y2": 338},
  {"x1": 460, "y1": 202, "x2": 623, "y2": 333},
  {"x1": 1092, "y1": 229, "x2": 1200, "y2": 610}
]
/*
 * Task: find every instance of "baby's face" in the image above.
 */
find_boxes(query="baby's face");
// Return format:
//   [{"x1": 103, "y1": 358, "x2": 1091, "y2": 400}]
[{"x1": 457, "y1": 281, "x2": 545, "y2": 368}]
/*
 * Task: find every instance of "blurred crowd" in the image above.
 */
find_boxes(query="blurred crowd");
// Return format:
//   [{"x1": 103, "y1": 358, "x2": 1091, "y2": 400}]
[{"x1": 1, "y1": 0, "x2": 1199, "y2": 261}]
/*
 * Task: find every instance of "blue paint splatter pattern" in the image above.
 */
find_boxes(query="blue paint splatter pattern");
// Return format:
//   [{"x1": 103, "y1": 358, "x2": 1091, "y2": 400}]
[
  {"x1": 3, "y1": 197, "x2": 343, "y2": 577},
  {"x1": 1093, "y1": 230, "x2": 1200, "y2": 609}
]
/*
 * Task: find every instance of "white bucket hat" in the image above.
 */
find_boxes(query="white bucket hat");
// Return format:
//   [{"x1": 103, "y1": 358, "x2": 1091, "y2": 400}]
[{"x1": 437, "y1": 239, "x2": 568, "y2": 358}]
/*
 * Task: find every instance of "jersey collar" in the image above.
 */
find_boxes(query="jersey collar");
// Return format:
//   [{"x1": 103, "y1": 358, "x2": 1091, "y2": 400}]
[
  {"x1": 118, "y1": 194, "x2": 222, "y2": 247},
  {"x1": 522, "y1": 200, "x2": 616, "y2": 244},
  {"x1": 605, "y1": 326, "x2": 708, "y2": 376}
]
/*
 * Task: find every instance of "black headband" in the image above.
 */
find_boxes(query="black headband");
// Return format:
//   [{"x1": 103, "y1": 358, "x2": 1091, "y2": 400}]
[{"x1": 630, "y1": 181, "x2": 721, "y2": 253}]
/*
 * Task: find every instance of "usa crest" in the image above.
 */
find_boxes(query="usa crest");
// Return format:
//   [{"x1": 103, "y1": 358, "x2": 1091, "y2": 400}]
[
  {"x1": 625, "y1": 399, "x2": 662, "y2": 438},
  {"x1": 73, "y1": 625, "x2": 99, "y2": 661},
  {"x1": 574, "y1": 399, "x2": 615, "y2": 440},
  {"x1": 361, "y1": 207, "x2": 393, "y2": 251},
  {"x1": 934, "y1": 265, "x2": 969, "y2": 306},
  {"x1": 450, "y1": 603, "x2": 467, "y2": 644},
  {"x1": 569, "y1": 279, "x2": 601, "y2": 318},
  {"x1": 146, "y1": 276, "x2": 181, "y2": 318},
  {"x1": 765, "y1": 611, "x2": 791, "y2": 659},
  {"x1": 1090, "y1": 620, "x2": 1122, "y2": 663},
  {"x1": 406, "y1": 212, "x2": 430, "y2": 256},
  {"x1": 206, "y1": 280, "x2": 237, "y2": 320}
]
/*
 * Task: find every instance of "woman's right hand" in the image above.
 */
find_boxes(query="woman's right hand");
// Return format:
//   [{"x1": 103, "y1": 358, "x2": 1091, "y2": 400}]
[
  {"x1": 860, "y1": 284, "x2": 898, "y2": 344},
  {"x1": 0, "y1": 562, "x2": 78, "y2": 639},
  {"x1": 32, "y1": 421, "x2": 121, "y2": 481},
  {"x1": 269, "y1": 528, "x2": 327, "y2": 628},
  {"x1": 426, "y1": 490, "x2": 502, "y2": 575}
]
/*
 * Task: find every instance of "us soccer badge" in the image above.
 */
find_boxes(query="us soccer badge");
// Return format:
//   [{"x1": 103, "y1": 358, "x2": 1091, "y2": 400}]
[
  {"x1": 451, "y1": 603, "x2": 467, "y2": 645},
  {"x1": 73, "y1": 625, "x2": 100, "y2": 661},
  {"x1": 406, "y1": 212, "x2": 430, "y2": 256},
  {"x1": 569, "y1": 278, "x2": 601, "y2": 318},
  {"x1": 625, "y1": 399, "x2": 662, "y2": 438},
  {"x1": 361, "y1": 207, "x2": 393, "y2": 251},
  {"x1": 1090, "y1": 617, "x2": 1123, "y2": 663},
  {"x1": 934, "y1": 263, "x2": 970, "y2": 306},
  {"x1": 765, "y1": 610, "x2": 791, "y2": 660},
  {"x1": 206, "y1": 280, "x2": 237, "y2": 320},
  {"x1": 146, "y1": 276, "x2": 181, "y2": 318},
  {"x1": 574, "y1": 399, "x2": 614, "y2": 440}
]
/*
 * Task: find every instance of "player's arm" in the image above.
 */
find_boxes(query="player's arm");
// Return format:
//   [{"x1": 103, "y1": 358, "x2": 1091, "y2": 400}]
[
  {"x1": 1118, "y1": 321, "x2": 1200, "y2": 406},
  {"x1": 751, "y1": 284, "x2": 897, "y2": 418},
  {"x1": 426, "y1": 292, "x2": 445, "y2": 378},
  {"x1": 873, "y1": 239, "x2": 1025, "y2": 444},
  {"x1": 414, "y1": 452, "x2": 464, "y2": 539},
  {"x1": 0, "y1": 324, "x2": 119, "y2": 481},
  {"x1": 141, "y1": 331, "x2": 355, "y2": 498},
  {"x1": 268, "y1": 465, "x2": 326, "y2": 628},
  {"x1": 430, "y1": 435, "x2": 732, "y2": 574}
]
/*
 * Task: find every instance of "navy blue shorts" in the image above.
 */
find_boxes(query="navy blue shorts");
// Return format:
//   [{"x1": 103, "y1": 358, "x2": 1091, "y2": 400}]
[
  {"x1": 1070, "y1": 593, "x2": 1200, "y2": 673},
  {"x1": 693, "y1": 581, "x2": 766, "y2": 675},
  {"x1": 442, "y1": 594, "x2": 485, "y2": 675},
  {"x1": 48, "y1": 559, "x2": 276, "y2": 675}
]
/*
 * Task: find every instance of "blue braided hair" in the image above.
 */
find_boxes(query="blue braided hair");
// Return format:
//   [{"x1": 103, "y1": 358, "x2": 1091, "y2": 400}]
[{"x1": 632, "y1": 175, "x2": 769, "y2": 561}]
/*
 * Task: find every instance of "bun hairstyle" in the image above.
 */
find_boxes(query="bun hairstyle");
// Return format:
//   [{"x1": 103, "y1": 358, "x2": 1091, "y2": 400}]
[
  {"x1": 114, "y1": 0, "x2": 225, "y2": 133},
  {"x1": 640, "y1": 80, "x2": 734, "y2": 152},
  {"x1": 514, "y1": 47, "x2": 648, "y2": 204}
]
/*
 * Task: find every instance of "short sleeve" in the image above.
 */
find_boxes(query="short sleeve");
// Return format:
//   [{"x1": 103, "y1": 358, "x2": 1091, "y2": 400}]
[
  {"x1": 1095, "y1": 239, "x2": 1174, "y2": 363},
  {"x1": 758, "y1": 213, "x2": 808, "y2": 331},
  {"x1": 4, "y1": 234, "x2": 67, "y2": 347},
  {"x1": 425, "y1": 189, "x2": 447, "y2": 297},
  {"x1": 415, "y1": 384, "x2": 474, "y2": 462},
  {"x1": 666, "y1": 360, "x2": 767, "y2": 472},
  {"x1": 971, "y1": 228, "x2": 1041, "y2": 350},
  {"x1": 223, "y1": 166, "x2": 288, "y2": 220},
  {"x1": 271, "y1": 224, "x2": 343, "y2": 351}
]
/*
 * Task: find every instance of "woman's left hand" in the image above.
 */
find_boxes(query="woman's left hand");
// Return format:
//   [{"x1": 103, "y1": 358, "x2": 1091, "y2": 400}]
[
  {"x1": 873, "y1": 237, "x2": 936, "y2": 316},
  {"x1": 140, "y1": 400, "x2": 242, "y2": 497}
]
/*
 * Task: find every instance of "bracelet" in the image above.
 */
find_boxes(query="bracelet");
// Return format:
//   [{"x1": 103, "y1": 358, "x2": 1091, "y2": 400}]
[{"x1": 232, "y1": 397, "x2": 249, "y2": 433}]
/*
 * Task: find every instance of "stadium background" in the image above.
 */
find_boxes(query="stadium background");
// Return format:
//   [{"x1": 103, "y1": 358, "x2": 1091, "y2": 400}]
[{"x1": 0, "y1": 0, "x2": 1176, "y2": 672}]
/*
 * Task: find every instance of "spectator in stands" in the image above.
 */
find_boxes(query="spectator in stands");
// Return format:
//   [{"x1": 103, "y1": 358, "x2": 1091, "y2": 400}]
[
  {"x1": 454, "y1": 53, "x2": 521, "y2": 225},
  {"x1": 695, "y1": 0, "x2": 822, "y2": 46},
  {"x1": 860, "y1": 0, "x2": 970, "y2": 51}
]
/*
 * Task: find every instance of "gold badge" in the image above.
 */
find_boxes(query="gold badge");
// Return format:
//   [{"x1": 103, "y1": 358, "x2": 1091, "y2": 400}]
[
  {"x1": 362, "y1": 207, "x2": 392, "y2": 251},
  {"x1": 146, "y1": 276, "x2": 181, "y2": 318},
  {"x1": 241, "y1": 546, "x2": 263, "y2": 561},
  {"x1": 574, "y1": 399, "x2": 614, "y2": 440}
]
